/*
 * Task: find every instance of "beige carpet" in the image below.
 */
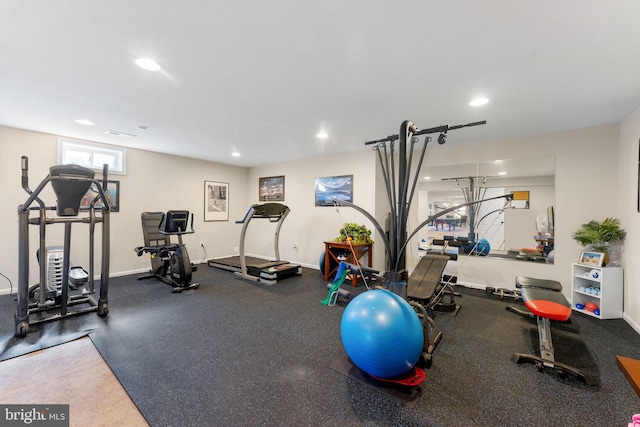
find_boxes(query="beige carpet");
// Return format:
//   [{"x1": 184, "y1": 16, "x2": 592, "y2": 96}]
[{"x1": 0, "y1": 337, "x2": 148, "y2": 427}]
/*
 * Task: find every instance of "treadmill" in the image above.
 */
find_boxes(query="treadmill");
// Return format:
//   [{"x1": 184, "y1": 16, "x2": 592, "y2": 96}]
[{"x1": 208, "y1": 203, "x2": 302, "y2": 284}]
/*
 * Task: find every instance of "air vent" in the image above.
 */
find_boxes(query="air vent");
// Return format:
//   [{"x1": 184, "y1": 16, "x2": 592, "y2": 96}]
[{"x1": 105, "y1": 130, "x2": 136, "y2": 138}]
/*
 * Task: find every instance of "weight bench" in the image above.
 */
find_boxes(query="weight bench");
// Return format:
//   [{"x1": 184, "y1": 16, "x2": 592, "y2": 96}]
[
  {"x1": 516, "y1": 276, "x2": 562, "y2": 291},
  {"x1": 497, "y1": 275, "x2": 564, "y2": 306},
  {"x1": 410, "y1": 245, "x2": 461, "y2": 314},
  {"x1": 507, "y1": 276, "x2": 595, "y2": 385},
  {"x1": 406, "y1": 253, "x2": 461, "y2": 367}
]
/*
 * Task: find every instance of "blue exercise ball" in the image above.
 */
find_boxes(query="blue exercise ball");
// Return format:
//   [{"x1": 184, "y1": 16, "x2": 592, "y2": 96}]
[
  {"x1": 340, "y1": 289, "x2": 423, "y2": 378},
  {"x1": 475, "y1": 238, "x2": 490, "y2": 256}
]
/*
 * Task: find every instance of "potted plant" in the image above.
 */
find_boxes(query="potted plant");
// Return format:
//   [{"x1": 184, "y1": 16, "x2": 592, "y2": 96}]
[
  {"x1": 335, "y1": 222, "x2": 373, "y2": 244},
  {"x1": 572, "y1": 217, "x2": 626, "y2": 266}
]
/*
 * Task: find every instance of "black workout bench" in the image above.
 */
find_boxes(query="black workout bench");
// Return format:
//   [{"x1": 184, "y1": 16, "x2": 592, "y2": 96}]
[
  {"x1": 406, "y1": 252, "x2": 460, "y2": 367},
  {"x1": 413, "y1": 239, "x2": 462, "y2": 313},
  {"x1": 507, "y1": 276, "x2": 595, "y2": 385}
]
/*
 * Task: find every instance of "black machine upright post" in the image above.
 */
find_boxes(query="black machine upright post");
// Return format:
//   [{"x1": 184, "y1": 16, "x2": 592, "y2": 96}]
[
  {"x1": 467, "y1": 175, "x2": 477, "y2": 242},
  {"x1": 16, "y1": 201, "x2": 30, "y2": 330},
  {"x1": 60, "y1": 221, "x2": 72, "y2": 316},
  {"x1": 396, "y1": 121, "x2": 409, "y2": 273},
  {"x1": 99, "y1": 164, "x2": 110, "y2": 309}
]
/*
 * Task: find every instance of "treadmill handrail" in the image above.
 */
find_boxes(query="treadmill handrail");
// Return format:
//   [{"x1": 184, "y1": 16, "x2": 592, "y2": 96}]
[
  {"x1": 235, "y1": 202, "x2": 288, "y2": 223},
  {"x1": 237, "y1": 203, "x2": 290, "y2": 278}
]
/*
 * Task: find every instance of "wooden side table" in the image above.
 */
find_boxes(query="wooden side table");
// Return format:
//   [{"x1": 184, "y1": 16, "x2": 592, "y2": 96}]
[
  {"x1": 323, "y1": 241, "x2": 373, "y2": 286},
  {"x1": 617, "y1": 355, "x2": 640, "y2": 398}
]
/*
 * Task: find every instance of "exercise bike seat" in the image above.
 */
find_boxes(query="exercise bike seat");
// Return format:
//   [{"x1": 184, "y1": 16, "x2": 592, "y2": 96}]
[
  {"x1": 515, "y1": 276, "x2": 563, "y2": 292},
  {"x1": 135, "y1": 244, "x2": 180, "y2": 257}
]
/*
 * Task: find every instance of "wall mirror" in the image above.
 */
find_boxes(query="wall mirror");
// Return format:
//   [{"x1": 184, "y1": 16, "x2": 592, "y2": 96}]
[{"x1": 417, "y1": 155, "x2": 555, "y2": 262}]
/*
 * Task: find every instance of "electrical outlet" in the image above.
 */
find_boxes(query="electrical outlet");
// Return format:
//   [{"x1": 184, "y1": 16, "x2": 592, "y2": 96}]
[{"x1": 293, "y1": 243, "x2": 298, "y2": 249}]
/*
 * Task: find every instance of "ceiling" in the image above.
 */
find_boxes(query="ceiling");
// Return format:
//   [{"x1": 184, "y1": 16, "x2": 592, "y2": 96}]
[{"x1": 2, "y1": 1, "x2": 640, "y2": 168}]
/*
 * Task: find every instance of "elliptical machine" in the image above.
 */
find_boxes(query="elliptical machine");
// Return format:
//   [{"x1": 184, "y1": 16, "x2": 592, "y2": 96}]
[
  {"x1": 135, "y1": 210, "x2": 200, "y2": 293},
  {"x1": 15, "y1": 157, "x2": 111, "y2": 337}
]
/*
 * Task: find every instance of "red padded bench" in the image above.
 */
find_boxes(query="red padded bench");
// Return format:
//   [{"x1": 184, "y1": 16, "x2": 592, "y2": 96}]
[{"x1": 508, "y1": 278, "x2": 595, "y2": 385}]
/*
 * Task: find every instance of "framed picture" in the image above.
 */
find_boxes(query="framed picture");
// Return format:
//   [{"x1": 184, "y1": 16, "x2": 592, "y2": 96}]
[
  {"x1": 579, "y1": 250, "x2": 605, "y2": 267},
  {"x1": 259, "y1": 176, "x2": 285, "y2": 202},
  {"x1": 510, "y1": 190, "x2": 530, "y2": 209},
  {"x1": 80, "y1": 180, "x2": 119, "y2": 212},
  {"x1": 315, "y1": 175, "x2": 353, "y2": 207},
  {"x1": 204, "y1": 181, "x2": 229, "y2": 221}
]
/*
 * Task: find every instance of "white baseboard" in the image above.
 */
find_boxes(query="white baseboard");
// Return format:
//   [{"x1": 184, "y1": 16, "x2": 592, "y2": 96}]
[
  {"x1": 110, "y1": 268, "x2": 148, "y2": 277},
  {"x1": 0, "y1": 287, "x2": 15, "y2": 296},
  {"x1": 0, "y1": 268, "x2": 150, "y2": 296},
  {"x1": 0, "y1": 259, "x2": 318, "y2": 296},
  {"x1": 297, "y1": 261, "x2": 319, "y2": 270},
  {"x1": 455, "y1": 281, "x2": 487, "y2": 290},
  {"x1": 623, "y1": 312, "x2": 640, "y2": 335}
]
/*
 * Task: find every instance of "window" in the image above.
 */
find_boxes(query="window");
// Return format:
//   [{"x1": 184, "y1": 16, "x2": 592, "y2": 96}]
[{"x1": 58, "y1": 138, "x2": 126, "y2": 175}]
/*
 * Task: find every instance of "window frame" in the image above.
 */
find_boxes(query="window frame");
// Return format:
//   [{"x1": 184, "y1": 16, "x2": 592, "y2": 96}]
[{"x1": 57, "y1": 137, "x2": 126, "y2": 175}]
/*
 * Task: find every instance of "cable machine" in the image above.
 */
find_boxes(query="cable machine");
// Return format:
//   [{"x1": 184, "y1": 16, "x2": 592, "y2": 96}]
[
  {"x1": 331, "y1": 119, "x2": 514, "y2": 370},
  {"x1": 15, "y1": 156, "x2": 111, "y2": 337},
  {"x1": 335, "y1": 119, "x2": 513, "y2": 286}
]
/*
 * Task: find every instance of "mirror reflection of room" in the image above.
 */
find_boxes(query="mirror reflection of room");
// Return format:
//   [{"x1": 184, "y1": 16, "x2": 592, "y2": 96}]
[{"x1": 417, "y1": 155, "x2": 555, "y2": 263}]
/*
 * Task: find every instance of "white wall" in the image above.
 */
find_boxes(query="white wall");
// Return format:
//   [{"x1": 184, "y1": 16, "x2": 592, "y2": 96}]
[
  {"x1": 246, "y1": 150, "x2": 380, "y2": 270},
  {"x1": 619, "y1": 106, "x2": 640, "y2": 333},
  {"x1": 0, "y1": 125, "x2": 248, "y2": 292}
]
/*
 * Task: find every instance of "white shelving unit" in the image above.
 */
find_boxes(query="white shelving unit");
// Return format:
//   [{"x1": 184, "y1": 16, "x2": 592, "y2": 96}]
[{"x1": 571, "y1": 263, "x2": 623, "y2": 319}]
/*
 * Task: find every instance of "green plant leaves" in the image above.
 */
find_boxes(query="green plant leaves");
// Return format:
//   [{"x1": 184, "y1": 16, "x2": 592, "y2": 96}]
[
  {"x1": 335, "y1": 222, "x2": 373, "y2": 244},
  {"x1": 572, "y1": 217, "x2": 625, "y2": 253}
]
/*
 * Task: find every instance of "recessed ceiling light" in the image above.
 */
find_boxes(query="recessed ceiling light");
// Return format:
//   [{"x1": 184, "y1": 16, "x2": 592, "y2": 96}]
[
  {"x1": 469, "y1": 97, "x2": 489, "y2": 107},
  {"x1": 75, "y1": 119, "x2": 94, "y2": 126},
  {"x1": 423, "y1": 176, "x2": 431, "y2": 180},
  {"x1": 316, "y1": 131, "x2": 328, "y2": 139},
  {"x1": 498, "y1": 171, "x2": 507, "y2": 176},
  {"x1": 231, "y1": 152, "x2": 241, "y2": 157},
  {"x1": 135, "y1": 58, "x2": 161, "y2": 71}
]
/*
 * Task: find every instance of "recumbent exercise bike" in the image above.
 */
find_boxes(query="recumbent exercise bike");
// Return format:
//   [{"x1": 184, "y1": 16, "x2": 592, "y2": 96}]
[{"x1": 135, "y1": 210, "x2": 199, "y2": 292}]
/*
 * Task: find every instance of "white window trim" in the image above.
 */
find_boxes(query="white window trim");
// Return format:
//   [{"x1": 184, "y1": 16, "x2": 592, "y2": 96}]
[{"x1": 57, "y1": 137, "x2": 127, "y2": 175}]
